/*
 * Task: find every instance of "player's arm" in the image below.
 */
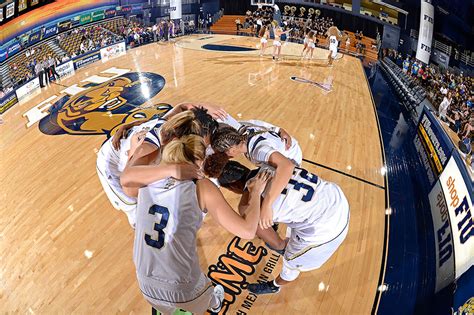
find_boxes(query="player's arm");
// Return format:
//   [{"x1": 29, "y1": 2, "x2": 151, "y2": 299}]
[
  {"x1": 112, "y1": 119, "x2": 150, "y2": 150},
  {"x1": 260, "y1": 152, "x2": 294, "y2": 229},
  {"x1": 197, "y1": 173, "x2": 270, "y2": 239}
]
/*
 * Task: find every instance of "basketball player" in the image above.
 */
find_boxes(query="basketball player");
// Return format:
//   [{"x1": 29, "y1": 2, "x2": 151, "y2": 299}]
[
  {"x1": 134, "y1": 135, "x2": 271, "y2": 314},
  {"x1": 300, "y1": 31, "x2": 310, "y2": 57},
  {"x1": 208, "y1": 124, "x2": 302, "y2": 230},
  {"x1": 259, "y1": 25, "x2": 270, "y2": 56},
  {"x1": 272, "y1": 26, "x2": 291, "y2": 61},
  {"x1": 97, "y1": 103, "x2": 223, "y2": 227},
  {"x1": 326, "y1": 26, "x2": 346, "y2": 66},
  {"x1": 303, "y1": 31, "x2": 316, "y2": 60},
  {"x1": 214, "y1": 161, "x2": 350, "y2": 295}
]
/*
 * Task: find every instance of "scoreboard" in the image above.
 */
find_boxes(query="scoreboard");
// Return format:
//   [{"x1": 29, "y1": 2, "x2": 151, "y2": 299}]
[{"x1": 0, "y1": 0, "x2": 52, "y2": 25}]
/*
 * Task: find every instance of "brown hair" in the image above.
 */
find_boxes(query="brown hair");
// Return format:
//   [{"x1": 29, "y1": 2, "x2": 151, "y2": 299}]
[
  {"x1": 210, "y1": 125, "x2": 247, "y2": 153},
  {"x1": 203, "y1": 151, "x2": 229, "y2": 178}
]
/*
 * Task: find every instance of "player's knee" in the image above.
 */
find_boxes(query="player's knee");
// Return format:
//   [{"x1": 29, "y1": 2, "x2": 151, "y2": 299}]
[{"x1": 280, "y1": 264, "x2": 300, "y2": 282}]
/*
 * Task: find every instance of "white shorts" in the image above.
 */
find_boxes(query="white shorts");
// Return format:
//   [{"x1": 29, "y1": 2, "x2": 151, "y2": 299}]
[
  {"x1": 330, "y1": 47, "x2": 338, "y2": 58},
  {"x1": 260, "y1": 37, "x2": 267, "y2": 44},
  {"x1": 280, "y1": 220, "x2": 349, "y2": 281},
  {"x1": 139, "y1": 273, "x2": 221, "y2": 315},
  {"x1": 96, "y1": 151, "x2": 137, "y2": 227},
  {"x1": 308, "y1": 42, "x2": 315, "y2": 49},
  {"x1": 273, "y1": 40, "x2": 282, "y2": 47}
]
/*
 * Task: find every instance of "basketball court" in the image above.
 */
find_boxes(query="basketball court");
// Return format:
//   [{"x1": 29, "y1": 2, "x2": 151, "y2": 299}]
[{"x1": 0, "y1": 34, "x2": 388, "y2": 313}]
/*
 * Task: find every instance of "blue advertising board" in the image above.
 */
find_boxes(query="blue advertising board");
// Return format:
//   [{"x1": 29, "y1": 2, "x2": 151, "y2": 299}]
[
  {"x1": 413, "y1": 106, "x2": 454, "y2": 186},
  {"x1": 105, "y1": 8, "x2": 116, "y2": 18},
  {"x1": 7, "y1": 42, "x2": 21, "y2": 57},
  {"x1": 0, "y1": 48, "x2": 7, "y2": 62},
  {"x1": 43, "y1": 25, "x2": 58, "y2": 39},
  {"x1": 28, "y1": 30, "x2": 42, "y2": 45}
]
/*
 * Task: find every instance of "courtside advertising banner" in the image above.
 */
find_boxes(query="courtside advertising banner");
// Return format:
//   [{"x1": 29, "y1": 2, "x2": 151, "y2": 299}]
[
  {"x1": 170, "y1": 0, "x2": 182, "y2": 19},
  {"x1": 416, "y1": 0, "x2": 434, "y2": 64},
  {"x1": 438, "y1": 156, "x2": 474, "y2": 279},
  {"x1": 100, "y1": 42, "x2": 126, "y2": 62},
  {"x1": 0, "y1": 91, "x2": 18, "y2": 114},
  {"x1": 73, "y1": 50, "x2": 101, "y2": 69},
  {"x1": 429, "y1": 181, "x2": 455, "y2": 292},
  {"x1": 414, "y1": 107, "x2": 452, "y2": 185},
  {"x1": 15, "y1": 78, "x2": 40, "y2": 101},
  {"x1": 55, "y1": 61, "x2": 75, "y2": 77}
]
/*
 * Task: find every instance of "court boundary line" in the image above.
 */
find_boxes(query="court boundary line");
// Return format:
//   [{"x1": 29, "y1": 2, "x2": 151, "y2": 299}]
[{"x1": 301, "y1": 158, "x2": 384, "y2": 190}]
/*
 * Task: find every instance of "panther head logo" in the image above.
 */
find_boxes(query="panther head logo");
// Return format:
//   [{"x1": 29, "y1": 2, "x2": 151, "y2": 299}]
[{"x1": 39, "y1": 72, "x2": 172, "y2": 137}]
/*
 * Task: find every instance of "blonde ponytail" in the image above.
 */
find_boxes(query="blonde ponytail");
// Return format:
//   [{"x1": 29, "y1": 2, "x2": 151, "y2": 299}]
[{"x1": 161, "y1": 135, "x2": 206, "y2": 165}]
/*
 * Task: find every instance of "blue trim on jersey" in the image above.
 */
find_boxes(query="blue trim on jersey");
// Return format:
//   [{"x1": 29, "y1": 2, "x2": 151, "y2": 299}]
[{"x1": 248, "y1": 135, "x2": 266, "y2": 156}]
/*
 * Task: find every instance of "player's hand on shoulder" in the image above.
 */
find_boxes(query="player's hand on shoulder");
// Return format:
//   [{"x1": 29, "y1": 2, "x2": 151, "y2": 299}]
[
  {"x1": 171, "y1": 163, "x2": 204, "y2": 180},
  {"x1": 247, "y1": 169, "x2": 272, "y2": 196},
  {"x1": 279, "y1": 128, "x2": 293, "y2": 150}
]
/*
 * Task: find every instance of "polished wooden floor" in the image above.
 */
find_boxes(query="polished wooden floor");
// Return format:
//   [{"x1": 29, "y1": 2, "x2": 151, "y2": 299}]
[{"x1": 0, "y1": 35, "x2": 387, "y2": 314}]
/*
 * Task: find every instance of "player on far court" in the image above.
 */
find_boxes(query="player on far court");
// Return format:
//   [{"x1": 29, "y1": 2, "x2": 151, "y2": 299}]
[
  {"x1": 212, "y1": 161, "x2": 350, "y2": 295},
  {"x1": 272, "y1": 25, "x2": 291, "y2": 61},
  {"x1": 300, "y1": 31, "x2": 310, "y2": 57},
  {"x1": 259, "y1": 25, "x2": 270, "y2": 56},
  {"x1": 303, "y1": 31, "x2": 316, "y2": 60},
  {"x1": 326, "y1": 26, "x2": 347, "y2": 67},
  {"x1": 133, "y1": 135, "x2": 271, "y2": 314}
]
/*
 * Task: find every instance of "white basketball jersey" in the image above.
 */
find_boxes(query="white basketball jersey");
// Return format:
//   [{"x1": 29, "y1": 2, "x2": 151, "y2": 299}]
[
  {"x1": 329, "y1": 35, "x2": 338, "y2": 51},
  {"x1": 245, "y1": 125, "x2": 302, "y2": 166},
  {"x1": 134, "y1": 178, "x2": 204, "y2": 286},
  {"x1": 96, "y1": 118, "x2": 166, "y2": 205},
  {"x1": 265, "y1": 166, "x2": 349, "y2": 244}
]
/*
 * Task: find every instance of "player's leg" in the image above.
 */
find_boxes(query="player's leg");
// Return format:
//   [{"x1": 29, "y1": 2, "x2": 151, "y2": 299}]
[
  {"x1": 277, "y1": 45, "x2": 282, "y2": 60},
  {"x1": 272, "y1": 43, "x2": 277, "y2": 59},
  {"x1": 257, "y1": 225, "x2": 287, "y2": 254},
  {"x1": 328, "y1": 51, "x2": 333, "y2": 65}
]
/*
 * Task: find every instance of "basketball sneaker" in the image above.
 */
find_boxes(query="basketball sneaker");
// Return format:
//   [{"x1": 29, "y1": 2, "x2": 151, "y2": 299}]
[
  {"x1": 209, "y1": 285, "x2": 225, "y2": 314},
  {"x1": 248, "y1": 280, "x2": 280, "y2": 295}
]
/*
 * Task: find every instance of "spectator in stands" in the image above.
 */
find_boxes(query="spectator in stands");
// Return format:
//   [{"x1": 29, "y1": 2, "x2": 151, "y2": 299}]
[
  {"x1": 438, "y1": 92, "x2": 452, "y2": 121},
  {"x1": 446, "y1": 111, "x2": 463, "y2": 133},
  {"x1": 235, "y1": 18, "x2": 242, "y2": 31}
]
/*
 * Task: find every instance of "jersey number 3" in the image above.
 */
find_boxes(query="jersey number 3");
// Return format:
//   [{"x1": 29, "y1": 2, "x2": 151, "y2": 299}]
[{"x1": 145, "y1": 205, "x2": 169, "y2": 249}]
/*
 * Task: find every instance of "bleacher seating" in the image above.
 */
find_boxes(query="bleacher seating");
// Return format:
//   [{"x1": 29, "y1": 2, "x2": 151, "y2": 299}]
[
  {"x1": 8, "y1": 45, "x2": 57, "y2": 85},
  {"x1": 101, "y1": 17, "x2": 128, "y2": 36},
  {"x1": 380, "y1": 57, "x2": 426, "y2": 114}
]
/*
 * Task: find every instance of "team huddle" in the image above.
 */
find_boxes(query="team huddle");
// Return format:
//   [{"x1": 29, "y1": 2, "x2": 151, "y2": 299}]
[{"x1": 96, "y1": 103, "x2": 350, "y2": 314}]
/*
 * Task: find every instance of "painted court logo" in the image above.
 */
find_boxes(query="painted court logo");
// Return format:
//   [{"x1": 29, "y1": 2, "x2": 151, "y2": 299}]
[
  {"x1": 207, "y1": 237, "x2": 281, "y2": 314},
  {"x1": 23, "y1": 68, "x2": 172, "y2": 137}
]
